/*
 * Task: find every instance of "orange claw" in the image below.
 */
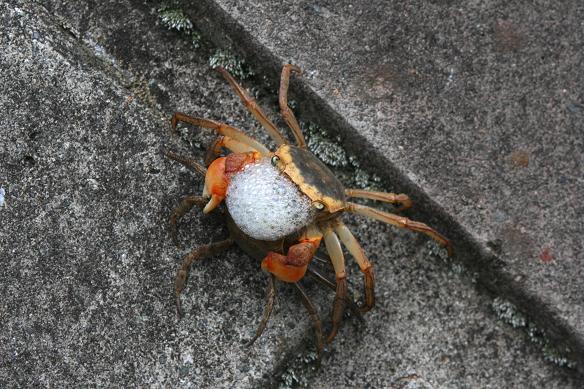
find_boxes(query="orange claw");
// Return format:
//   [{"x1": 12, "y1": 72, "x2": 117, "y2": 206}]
[
  {"x1": 261, "y1": 232, "x2": 321, "y2": 283},
  {"x1": 262, "y1": 252, "x2": 309, "y2": 283},
  {"x1": 202, "y1": 152, "x2": 261, "y2": 213}
]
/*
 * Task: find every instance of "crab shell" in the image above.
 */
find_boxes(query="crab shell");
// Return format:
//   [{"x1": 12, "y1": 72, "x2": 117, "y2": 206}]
[{"x1": 275, "y1": 144, "x2": 346, "y2": 216}]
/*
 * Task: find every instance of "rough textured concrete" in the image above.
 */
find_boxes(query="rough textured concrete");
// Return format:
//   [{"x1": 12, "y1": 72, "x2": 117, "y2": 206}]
[
  {"x1": 185, "y1": 0, "x2": 584, "y2": 369},
  {"x1": 1, "y1": 0, "x2": 581, "y2": 387},
  {"x1": 0, "y1": 2, "x2": 313, "y2": 387},
  {"x1": 303, "y1": 227, "x2": 579, "y2": 388}
]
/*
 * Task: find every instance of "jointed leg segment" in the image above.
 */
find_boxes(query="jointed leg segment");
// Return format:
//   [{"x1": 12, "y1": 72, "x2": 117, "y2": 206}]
[
  {"x1": 169, "y1": 195, "x2": 208, "y2": 247},
  {"x1": 345, "y1": 189, "x2": 412, "y2": 212},
  {"x1": 294, "y1": 282, "x2": 324, "y2": 356},
  {"x1": 175, "y1": 239, "x2": 234, "y2": 318},
  {"x1": 205, "y1": 136, "x2": 258, "y2": 166},
  {"x1": 171, "y1": 112, "x2": 270, "y2": 155},
  {"x1": 162, "y1": 148, "x2": 206, "y2": 176},
  {"x1": 307, "y1": 267, "x2": 363, "y2": 321},
  {"x1": 247, "y1": 274, "x2": 277, "y2": 347},
  {"x1": 279, "y1": 64, "x2": 307, "y2": 148},
  {"x1": 322, "y1": 226, "x2": 347, "y2": 343},
  {"x1": 348, "y1": 202, "x2": 453, "y2": 256},
  {"x1": 333, "y1": 221, "x2": 375, "y2": 313},
  {"x1": 216, "y1": 67, "x2": 288, "y2": 146}
]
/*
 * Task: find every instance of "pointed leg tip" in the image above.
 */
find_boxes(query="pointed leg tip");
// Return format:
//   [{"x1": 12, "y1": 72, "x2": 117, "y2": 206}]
[
  {"x1": 170, "y1": 225, "x2": 181, "y2": 248},
  {"x1": 175, "y1": 301, "x2": 183, "y2": 320},
  {"x1": 170, "y1": 115, "x2": 178, "y2": 130},
  {"x1": 244, "y1": 338, "x2": 257, "y2": 348},
  {"x1": 325, "y1": 333, "x2": 337, "y2": 344},
  {"x1": 359, "y1": 306, "x2": 372, "y2": 315},
  {"x1": 445, "y1": 242, "x2": 454, "y2": 257},
  {"x1": 215, "y1": 66, "x2": 228, "y2": 77}
]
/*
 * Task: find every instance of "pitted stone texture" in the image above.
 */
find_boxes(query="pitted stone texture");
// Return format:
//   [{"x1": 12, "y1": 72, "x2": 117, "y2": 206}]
[
  {"x1": 2, "y1": 0, "x2": 582, "y2": 387},
  {"x1": 0, "y1": 2, "x2": 313, "y2": 387},
  {"x1": 187, "y1": 0, "x2": 584, "y2": 369}
]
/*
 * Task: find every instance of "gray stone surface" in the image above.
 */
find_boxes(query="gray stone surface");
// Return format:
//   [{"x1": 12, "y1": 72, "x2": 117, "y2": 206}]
[
  {"x1": 0, "y1": 1, "x2": 311, "y2": 387},
  {"x1": 304, "y1": 229, "x2": 579, "y2": 388},
  {"x1": 1, "y1": 0, "x2": 581, "y2": 387},
  {"x1": 186, "y1": 0, "x2": 584, "y2": 370}
]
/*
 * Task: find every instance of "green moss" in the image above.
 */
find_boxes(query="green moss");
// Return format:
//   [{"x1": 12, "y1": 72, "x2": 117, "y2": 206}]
[
  {"x1": 278, "y1": 351, "x2": 319, "y2": 389},
  {"x1": 492, "y1": 297, "x2": 527, "y2": 328},
  {"x1": 189, "y1": 31, "x2": 202, "y2": 49},
  {"x1": 158, "y1": 4, "x2": 202, "y2": 48},
  {"x1": 301, "y1": 121, "x2": 382, "y2": 191},
  {"x1": 158, "y1": 5, "x2": 193, "y2": 32},
  {"x1": 491, "y1": 298, "x2": 576, "y2": 369},
  {"x1": 304, "y1": 122, "x2": 349, "y2": 167},
  {"x1": 208, "y1": 49, "x2": 254, "y2": 80}
]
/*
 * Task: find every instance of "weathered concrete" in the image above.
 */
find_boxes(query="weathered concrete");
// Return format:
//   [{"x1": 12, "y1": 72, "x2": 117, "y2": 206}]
[
  {"x1": 0, "y1": 2, "x2": 313, "y2": 387},
  {"x1": 303, "y1": 229, "x2": 579, "y2": 388},
  {"x1": 185, "y1": 0, "x2": 584, "y2": 370},
  {"x1": 1, "y1": 0, "x2": 581, "y2": 387}
]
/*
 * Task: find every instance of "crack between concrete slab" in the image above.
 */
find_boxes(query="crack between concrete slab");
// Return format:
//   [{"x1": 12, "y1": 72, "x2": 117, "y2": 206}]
[
  {"x1": 179, "y1": 0, "x2": 584, "y2": 377},
  {"x1": 35, "y1": 2, "x2": 170, "y2": 130}
]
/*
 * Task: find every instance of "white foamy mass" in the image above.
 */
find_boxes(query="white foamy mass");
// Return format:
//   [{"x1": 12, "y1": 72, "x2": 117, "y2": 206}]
[{"x1": 226, "y1": 159, "x2": 314, "y2": 241}]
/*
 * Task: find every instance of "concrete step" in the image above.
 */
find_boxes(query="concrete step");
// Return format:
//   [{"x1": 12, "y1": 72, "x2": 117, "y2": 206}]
[
  {"x1": 1, "y1": 1, "x2": 313, "y2": 387},
  {"x1": 0, "y1": 0, "x2": 581, "y2": 387},
  {"x1": 186, "y1": 0, "x2": 584, "y2": 375}
]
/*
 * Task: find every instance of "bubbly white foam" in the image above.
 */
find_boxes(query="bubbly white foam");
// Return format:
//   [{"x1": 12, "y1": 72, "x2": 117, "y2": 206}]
[{"x1": 226, "y1": 159, "x2": 314, "y2": 241}]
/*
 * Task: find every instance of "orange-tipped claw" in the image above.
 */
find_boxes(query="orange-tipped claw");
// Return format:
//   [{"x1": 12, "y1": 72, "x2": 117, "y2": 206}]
[{"x1": 203, "y1": 195, "x2": 223, "y2": 214}]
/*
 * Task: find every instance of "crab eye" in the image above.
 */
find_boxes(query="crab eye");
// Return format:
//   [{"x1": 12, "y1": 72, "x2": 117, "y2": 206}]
[
  {"x1": 271, "y1": 155, "x2": 280, "y2": 166},
  {"x1": 313, "y1": 201, "x2": 325, "y2": 211}
]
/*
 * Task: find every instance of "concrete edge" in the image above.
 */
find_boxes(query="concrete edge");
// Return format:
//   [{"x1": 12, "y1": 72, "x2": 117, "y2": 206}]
[{"x1": 181, "y1": 0, "x2": 584, "y2": 374}]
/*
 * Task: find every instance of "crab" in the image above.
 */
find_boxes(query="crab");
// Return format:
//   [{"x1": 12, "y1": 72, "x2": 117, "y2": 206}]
[{"x1": 164, "y1": 64, "x2": 452, "y2": 353}]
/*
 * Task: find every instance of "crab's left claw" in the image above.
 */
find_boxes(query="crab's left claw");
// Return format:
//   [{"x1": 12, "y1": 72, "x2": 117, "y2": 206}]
[
  {"x1": 202, "y1": 195, "x2": 222, "y2": 214},
  {"x1": 201, "y1": 152, "x2": 261, "y2": 214},
  {"x1": 261, "y1": 226, "x2": 322, "y2": 283}
]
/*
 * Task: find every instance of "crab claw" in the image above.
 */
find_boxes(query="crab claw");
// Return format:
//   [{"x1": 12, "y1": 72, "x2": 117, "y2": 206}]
[
  {"x1": 200, "y1": 157, "x2": 228, "y2": 214},
  {"x1": 261, "y1": 238, "x2": 320, "y2": 283},
  {"x1": 261, "y1": 252, "x2": 309, "y2": 283},
  {"x1": 200, "y1": 151, "x2": 262, "y2": 214},
  {"x1": 203, "y1": 194, "x2": 223, "y2": 214}
]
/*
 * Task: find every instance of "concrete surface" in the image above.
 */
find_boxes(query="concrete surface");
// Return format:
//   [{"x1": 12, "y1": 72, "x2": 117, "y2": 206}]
[
  {"x1": 185, "y1": 0, "x2": 584, "y2": 372},
  {"x1": 0, "y1": 1, "x2": 313, "y2": 387},
  {"x1": 304, "y1": 229, "x2": 578, "y2": 388},
  {"x1": 0, "y1": 0, "x2": 581, "y2": 387}
]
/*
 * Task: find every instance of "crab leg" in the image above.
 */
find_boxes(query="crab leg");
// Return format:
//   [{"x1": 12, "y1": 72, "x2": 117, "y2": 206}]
[
  {"x1": 279, "y1": 64, "x2": 307, "y2": 148},
  {"x1": 162, "y1": 148, "x2": 206, "y2": 176},
  {"x1": 247, "y1": 274, "x2": 277, "y2": 346},
  {"x1": 294, "y1": 282, "x2": 324, "y2": 357},
  {"x1": 216, "y1": 67, "x2": 288, "y2": 146},
  {"x1": 345, "y1": 189, "x2": 412, "y2": 211},
  {"x1": 322, "y1": 225, "x2": 348, "y2": 343},
  {"x1": 171, "y1": 112, "x2": 270, "y2": 155},
  {"x1": 333, "y1": 221, "x2": 375, "y2": 313},
  {"x1": 347, "y1": 202, "x2": 453, "y2": 256},
  {"x1": 205, "y1": 135, "x2": 257, "y2": 166},
  {"x1": 168, "y1": 195, "x2": 208, "y2": 247},
  {"x1": 175, "y1": 239, "x2": 234, "y2": 318},
  {"x1": 306, "y1": 267, "x2": 363, "y2": 321}
]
